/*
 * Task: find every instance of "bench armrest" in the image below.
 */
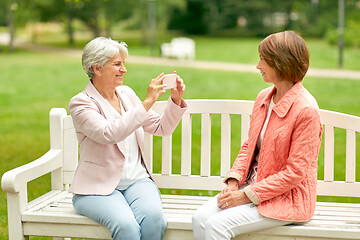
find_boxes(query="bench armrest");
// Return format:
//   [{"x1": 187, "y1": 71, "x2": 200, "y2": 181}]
[{"x1": 1, "y1": 149, "x2": 62, "y2": 193}]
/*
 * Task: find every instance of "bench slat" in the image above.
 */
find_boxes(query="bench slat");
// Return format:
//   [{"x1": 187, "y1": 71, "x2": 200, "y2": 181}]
[
  {"x1": 241, "y1": 114, "x2": 251, "y2": 146},
  {"x1": 317, "y1": 181, "x2": 360, "y2": 197},
  {"x1": 26, "y1": 190, "x2": 63, "y2": 212},
  {"x1": 201, "y1": 113, "x2": 211, "y2": 177},
  {"x1": 323, "y1": 125, "x2": 334, "y2": 182},
  {"x1": 144, "y1": 132, "x2": 153, "y2": 173},
  {"x1": 63, "y1": 127, "x2": 78, "y2": 186},
  {"x1": 162, "y1": 135, "x2": 172, "y2": 175},
  {"x1": 320, "y1": 109, "x2": 360, "y2": 132},
  {"x1": 221, "y1": 114, "x2": 231, "y2": 177},
  {"x1": 23, "y1": 222, "x2": 111, "y2": 239},
  {"x1": 177, "y1": 100, "x2": 254, "y2": 115},
  {"x1": 316, "y1": 201, "x2": 360, "y2": 208},
  {"x1": 253, "y1": 225, "x2": 360, "y2": 240},
  {"x1": 153, "y1": 174, "x2": 225, "y2": 190},
  {"x1": 346, "y1": 129, "x2": 356, "y2": 183},
  {"x1": 22, "y1": 190, "x2": 360, "y2": 240},
  {"x1": 181, "y1": 113, "x2": 192, "y2": 176}
]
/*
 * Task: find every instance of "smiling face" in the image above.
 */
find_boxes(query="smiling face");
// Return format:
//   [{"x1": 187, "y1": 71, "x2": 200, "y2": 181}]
[
  {"x1": 97, "y1": 51, "x2": 127, "y2": 88},
  {"x1": 256, "y1": 55, "x2": 277, "y2": 84}
]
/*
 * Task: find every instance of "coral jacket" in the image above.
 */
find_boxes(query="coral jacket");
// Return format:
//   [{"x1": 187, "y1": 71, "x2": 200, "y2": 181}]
[
  {"x1": 69, "y1": 81, "x2": 186, "y2": 195},
  {"x1": 225, "y1": 82, "x2": 323, "y2": 222}
]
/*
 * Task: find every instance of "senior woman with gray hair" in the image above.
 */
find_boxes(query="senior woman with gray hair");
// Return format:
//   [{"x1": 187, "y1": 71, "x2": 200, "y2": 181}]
[{"x1": 69, "y1": 37, "x2": 186, "y2": 240}]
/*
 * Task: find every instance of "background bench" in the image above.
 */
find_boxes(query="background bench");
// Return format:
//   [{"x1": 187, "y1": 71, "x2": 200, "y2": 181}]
[
  {"x1": 160, "y1": 37, "x2": 195, "y2": 60},
  {"x1": 2, "y1": 99, "x2": 360, "y2": 240}
]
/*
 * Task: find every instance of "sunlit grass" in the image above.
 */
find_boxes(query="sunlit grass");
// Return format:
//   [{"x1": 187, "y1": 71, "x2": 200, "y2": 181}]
[{"x1": 28, "y1": 31, "x2": 360, "y2": 71}]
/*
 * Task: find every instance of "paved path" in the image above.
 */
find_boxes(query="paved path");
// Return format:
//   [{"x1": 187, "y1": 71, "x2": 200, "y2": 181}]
[{"x1": 3, "y1": 35, "x2": 360, "y2": 80}]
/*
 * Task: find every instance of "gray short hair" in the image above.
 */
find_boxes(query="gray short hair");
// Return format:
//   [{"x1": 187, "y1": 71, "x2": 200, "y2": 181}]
[{"x1": 82, "y1": 37, "x2": 128, "y2": 79}]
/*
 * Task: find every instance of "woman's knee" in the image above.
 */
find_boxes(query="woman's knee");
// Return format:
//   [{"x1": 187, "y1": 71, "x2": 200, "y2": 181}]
[
  {"x1": 109, "y1": 217, "x2": 140, "y2": 240},
  {"x1": 204, "y1": 217, "x2": 230, "y2": 240},
  {"x1": 192, "y1": 208, "x2": 206, "y2": 228},
  {"x1": 192, "y1": 201, "x2": 216, "y2": 229},
  {"x1": 142, "y1": 206, "x2": 166, "y2": 227},
  {"x1": 138, "y1": 208, "x2": 166, "y2": 239}
]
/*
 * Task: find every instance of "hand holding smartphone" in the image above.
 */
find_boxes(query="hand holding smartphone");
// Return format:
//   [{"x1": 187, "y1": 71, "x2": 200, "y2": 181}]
[{"x1": 163, "y1": 73, "x2": 177, "y2": 90}]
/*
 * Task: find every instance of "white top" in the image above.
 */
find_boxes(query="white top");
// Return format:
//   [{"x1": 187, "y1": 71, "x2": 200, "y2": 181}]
[
  {"x1": 114, "y1": 101, "x2": 150, "y2": 190},
  {"x1": 257, "y1": 96, "x2": 275, "y2": 149},
  {"x1": 247, "y1": 96, "x2": 275, "y2": 185}
]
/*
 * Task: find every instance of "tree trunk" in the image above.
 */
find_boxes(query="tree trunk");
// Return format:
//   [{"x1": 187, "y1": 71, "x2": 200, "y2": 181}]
[
  {"x1": 105, "y1": 16, "x2": 112, "y2": 37},
  {"x1": 66, "y1": 1, "x2": 75, "y2": 46},
  {"x1": 67, "y1": 14, "x2": 74, "y2": 46},
  {"x1": 90, "y1": 16, "x2": 100, "y2": 38},
  {"x1": 140, "y1": 0, "x2": 148, "y2": 46},
  {"x1": 8, "y1": 3, "x2": 16, "y2": 51}
]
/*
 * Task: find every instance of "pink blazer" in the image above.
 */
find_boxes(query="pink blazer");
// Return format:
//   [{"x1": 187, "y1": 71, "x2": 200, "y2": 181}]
[
  {"x1": 69, "y1": 81, "x2": 187, "y2": 195},
  {"x1": 225, "y1": 82, "x2": 323, "y2": 222}
]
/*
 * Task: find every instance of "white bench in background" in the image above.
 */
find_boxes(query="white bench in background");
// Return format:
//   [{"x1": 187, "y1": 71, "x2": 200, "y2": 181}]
[
  {"x1": 161, "y1": 37, "x2": 195, "y2": 60},
  {"x1": 2, "y1": 99, "x2": 360, "y2": 240}
]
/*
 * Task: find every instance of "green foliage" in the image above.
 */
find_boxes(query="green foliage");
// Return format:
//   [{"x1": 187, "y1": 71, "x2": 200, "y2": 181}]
[{"x1": 326, "y1": 19, "x2": 360, "y2": 48}]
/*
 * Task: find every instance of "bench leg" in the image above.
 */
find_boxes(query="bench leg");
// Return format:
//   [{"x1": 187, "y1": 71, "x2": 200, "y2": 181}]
[{"x1": 6, "y1": 192, "x2": 29, "y2": 240}]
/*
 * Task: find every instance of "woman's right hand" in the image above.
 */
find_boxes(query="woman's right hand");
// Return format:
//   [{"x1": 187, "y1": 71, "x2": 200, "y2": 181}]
[
  {"x1": 142, "y1": 73, "x2": 166, "y2": 111},
  {"x1": 222, "y1": 178, "x2": 239, "y2": 194},
  {"x1": 217, "y1": 178, "x2": 240, "y2": 208},
  {"x1": 217, "y1": 179, "x2": 239, "y2": 202}
]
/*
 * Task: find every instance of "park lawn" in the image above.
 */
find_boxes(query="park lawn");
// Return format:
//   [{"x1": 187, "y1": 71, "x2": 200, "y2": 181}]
[
  {"x1": 1, "y1": 49, "x2": 360, "y2": 238},
  {"x1": 32, "y1": 32, "x2": 360, "y2": 71},
  {"x1": 192, "y1": 37, "x2": 360, "y2": 70}
]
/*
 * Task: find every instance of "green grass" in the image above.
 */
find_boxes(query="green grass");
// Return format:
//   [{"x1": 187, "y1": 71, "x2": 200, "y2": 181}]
[
  {"x1": 1, "y1": 46, "x2": 360, "y2": 238},
  {"x1": 31, "y1": 32, "x2": 360, "y2": 71}
]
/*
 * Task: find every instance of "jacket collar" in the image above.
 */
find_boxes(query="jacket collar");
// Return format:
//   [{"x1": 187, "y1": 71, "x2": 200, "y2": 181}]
[
  {"x1": 83, "y1": 80, "x2": 140, "y2": 155},
  {"x1": 260, "y1": 82, "x2": 304, "y2": 118},
  {"x1": 84, "y1": 80, "x2": 127, "y2": 120}
]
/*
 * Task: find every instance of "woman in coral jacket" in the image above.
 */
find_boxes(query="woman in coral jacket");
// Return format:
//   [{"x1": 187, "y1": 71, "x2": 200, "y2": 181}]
[
  {"x1": 192, "y1": 31, "x2": 323, "y2": 240},
  {"x1": 69, "y1": 37, "x2": 186, "y2": 240}
]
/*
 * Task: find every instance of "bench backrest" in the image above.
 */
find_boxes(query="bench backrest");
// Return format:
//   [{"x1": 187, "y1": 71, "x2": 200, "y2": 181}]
[{"x1": 55, "y1": 100, "x2": 360, "y2": 197}]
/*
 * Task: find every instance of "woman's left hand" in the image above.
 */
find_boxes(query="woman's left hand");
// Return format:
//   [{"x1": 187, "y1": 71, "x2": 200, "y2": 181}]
[
  {"x1": 171, "y1": 71, "x2": 185, "y2": 106},
  {"x1": 217, "y1": 191, "x2": 252, "y2": 210}
]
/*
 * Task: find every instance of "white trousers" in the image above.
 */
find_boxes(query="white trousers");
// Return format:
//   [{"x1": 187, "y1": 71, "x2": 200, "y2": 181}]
[{"x1": 192, "y1": 194, "x2": 291, "y2": 240}]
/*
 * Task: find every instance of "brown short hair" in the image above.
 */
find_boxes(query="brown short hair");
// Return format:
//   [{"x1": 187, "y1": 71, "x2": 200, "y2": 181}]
[{"x1": 258, "y1": 31, "x2": 309, "y2": 82}]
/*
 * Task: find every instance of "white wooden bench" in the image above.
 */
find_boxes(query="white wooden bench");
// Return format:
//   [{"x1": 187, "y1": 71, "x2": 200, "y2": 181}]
[
  {"x1": 160, "y1": 37, "x2": 195, "y2": 60},
  {"x1": 2, "y1": 99, "x2": 360, "y2": 240}
]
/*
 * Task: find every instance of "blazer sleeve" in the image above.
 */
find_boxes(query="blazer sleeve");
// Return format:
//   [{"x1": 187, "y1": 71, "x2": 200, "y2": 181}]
[
  {"x1": 69, "y1": 92, "x2": 150, "y2": 145},
  {"x1": 143, "y1": 97, "x2": 187, "y2": 136},
  {"x1": 69, "y1": 87, "x2": 187, "y2": 145},
  {"x1": 121, "y1": 85, "x2": 187, "y2": 136}
]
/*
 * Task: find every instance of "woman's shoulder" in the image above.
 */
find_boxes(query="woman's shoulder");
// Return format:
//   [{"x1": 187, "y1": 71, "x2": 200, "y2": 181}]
[
  {"x1": 255, "y1": 86, "x2": 275, "y2": 102},
  {"x1": 69, "y1": 91, "x2": 100, "y2": 115},
  {"x1": 259, "y1": 86, "x2": 274, "y2": 96},
  {"x1": 70, "y1": 91, "x2": 91, "y2": 105},
  {"x1": 297, "y1": 87, "x2": 320, "y2": 110}
]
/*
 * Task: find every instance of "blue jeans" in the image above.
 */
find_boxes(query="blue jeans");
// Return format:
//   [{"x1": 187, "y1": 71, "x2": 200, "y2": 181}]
[{"x1": 72, "y1": 178, "x2": 167, "y2": 240}]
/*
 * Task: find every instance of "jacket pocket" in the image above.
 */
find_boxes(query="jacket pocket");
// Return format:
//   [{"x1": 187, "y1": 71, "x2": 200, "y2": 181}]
[{"x1": 83, "y1": 160, "x2": 106, "y2": 167}]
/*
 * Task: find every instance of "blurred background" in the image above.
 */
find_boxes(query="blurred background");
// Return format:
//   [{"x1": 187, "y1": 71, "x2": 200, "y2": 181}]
[{"x1": 1, "y1": 0, "x2": 360, "y2": 66}]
